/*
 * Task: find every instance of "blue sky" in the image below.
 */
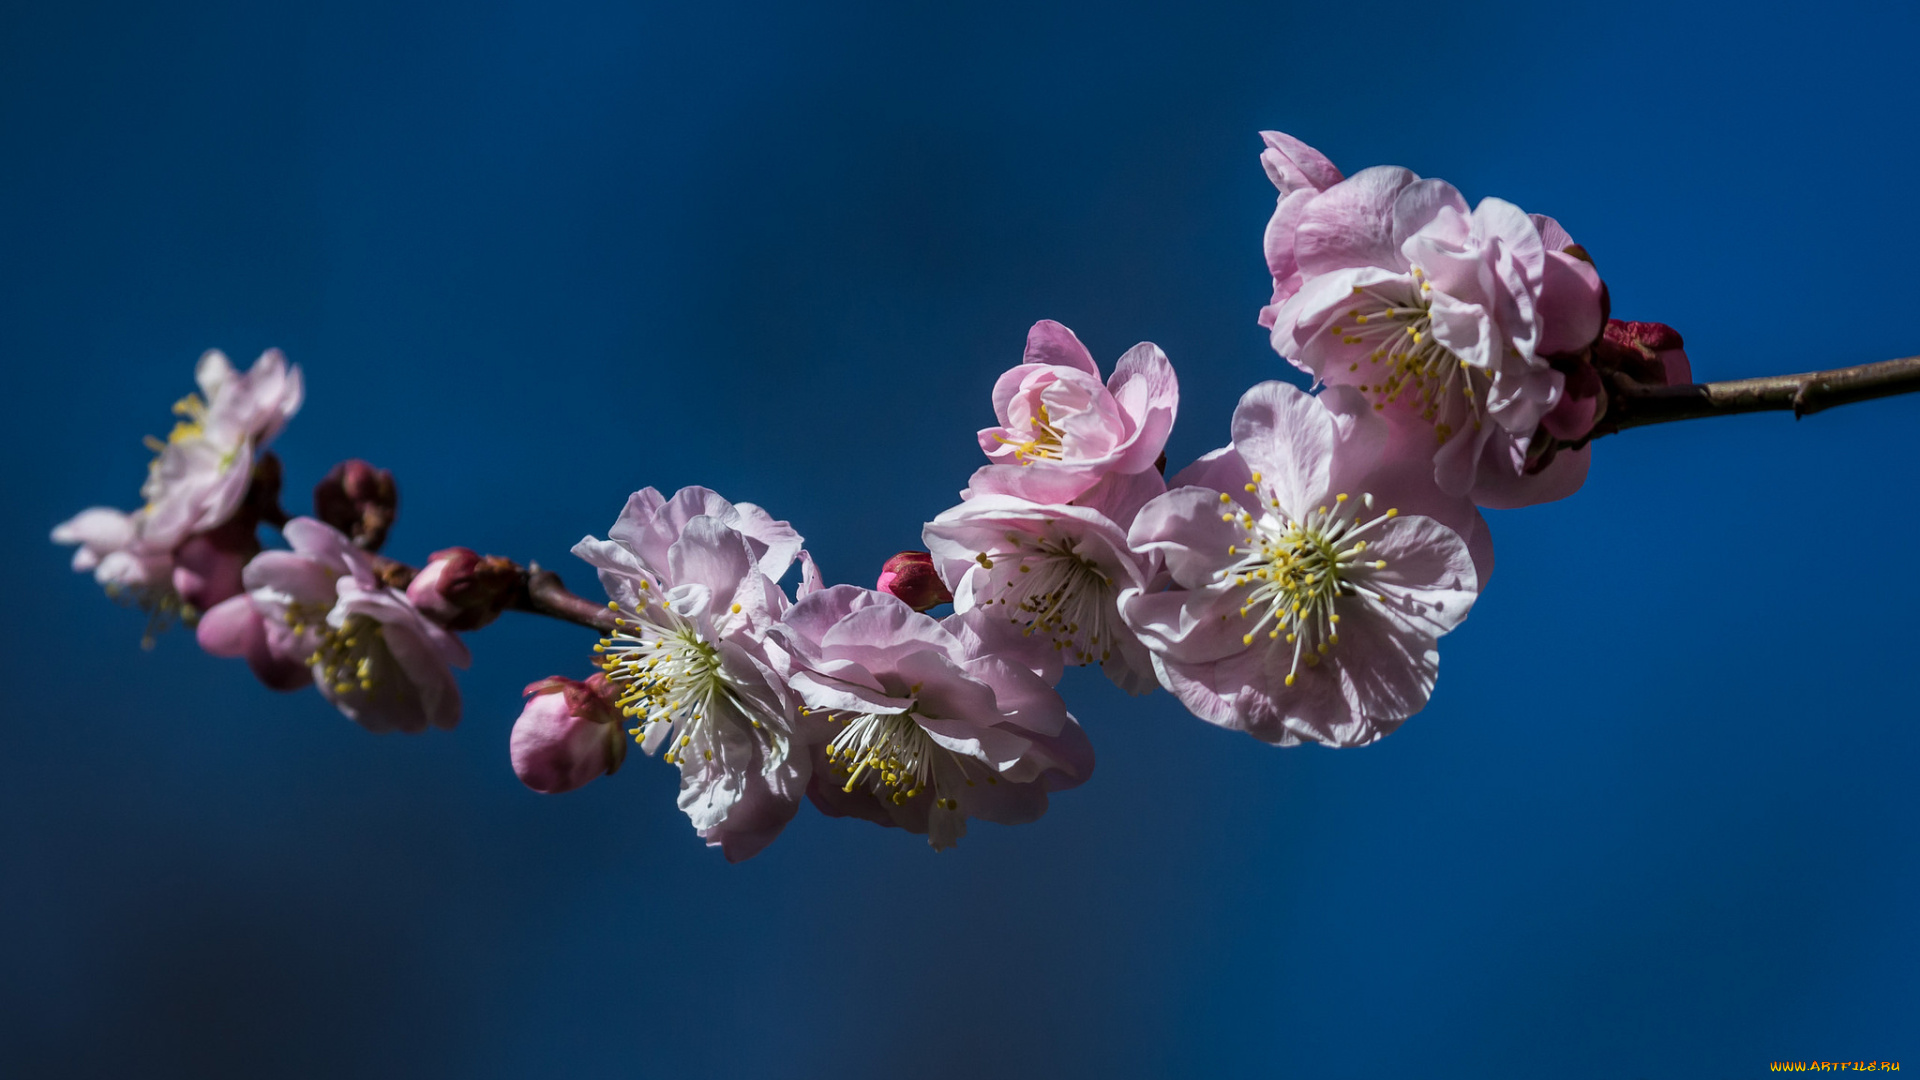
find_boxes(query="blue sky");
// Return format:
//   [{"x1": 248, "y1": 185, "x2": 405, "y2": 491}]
[{"x1": 2, "y1": 0, "x2": 1915, "y2": 1075}]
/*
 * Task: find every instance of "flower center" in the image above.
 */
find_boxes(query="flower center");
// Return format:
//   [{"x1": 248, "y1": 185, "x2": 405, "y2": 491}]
[
  {"x1": 971, "y1": 533, "x2": 1116, "y2": 666},
  {"x1": 307, "y1": 612, "x2": 386, "y2": 696},
  {"x1": 1215, "y1": 479, "x2": 1396, "y2": 685},
  {"x1": 597, "y1": 586, "x2": 773, "y2": 767},
  {"x1": 996, "y1": 402, "x2": 1066, "y2": 464},
  {"x1": 820, "y1": 705, "x2": 983, "y2": 810},
  {"x1": 142, "y1": 393, "x2": 211, "y2": 458},
  {"x1": 1322, "y1": 269, "x2": 1487, "y2": 445}
]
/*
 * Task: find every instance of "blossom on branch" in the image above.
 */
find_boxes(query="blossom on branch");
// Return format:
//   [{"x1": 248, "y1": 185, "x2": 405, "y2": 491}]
[
  {"x1": 1258, "y1": 132, "x2": 1606, "y2": 507},
  {"x1": 1120, "y1": 381, "x2": 1480, "y2": 746},
  {"x1": 53, "y1": 349, "x2": 303, "y2": 639},
  {"x1": 766, "y1": 585, "x2": 1093, "y2": 851},
  {"x1": 575, "y1": 486, "x2": 806, "y2": 862},
  {"x1": 969, "y1": 319, "x2": 1178, "y2": 524},
  {"x1": 139, "y1": 349, "x2": 302, "y2": 546},
  {"x1": 198, "y1": 517, "x2": 470, "y2": 731},
  {"x1": 924, "y1": 494, "x2": 1159, "y2": 694}
]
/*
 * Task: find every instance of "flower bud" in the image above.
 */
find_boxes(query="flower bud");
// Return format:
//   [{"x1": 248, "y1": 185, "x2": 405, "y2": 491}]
[
  {"x1": 406, "y1": 546, "x2": 520, "y2": 631},
  {"x1": 876, "y1": 550, "x2": 952, "y2": 611},
  {"x1": 313, "y1": 459, "x2": 398, "y2": 552},
  {"x1": 1595, "y1": 319, "x2": 1691, "y2": 388},
  {"x1": 510, "y1": 674, "x2": 628, "y2": 794}
]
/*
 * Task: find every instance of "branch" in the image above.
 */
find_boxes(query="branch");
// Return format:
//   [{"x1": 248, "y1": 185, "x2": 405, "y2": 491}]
[
  {"x1": 1594, "y1": 354, "x2": 1920, "y2": 437},
  {"x1": 512, "y1": 563, "x2": 618, "y2": 633},
  {"x1": 360, "y1": 549, "x2": 615, "y2": 634}
]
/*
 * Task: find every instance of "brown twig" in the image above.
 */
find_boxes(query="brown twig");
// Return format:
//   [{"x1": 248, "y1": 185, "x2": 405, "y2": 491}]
[
  {"x1": 1593, "y1": 354, "x2": 1920, "y2": 437},
  {"x1": 513, "y1": 562, "x2": 618, "y2": 633}
]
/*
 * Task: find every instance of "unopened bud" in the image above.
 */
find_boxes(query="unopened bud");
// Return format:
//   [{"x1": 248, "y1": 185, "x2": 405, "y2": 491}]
[
  {"x1": 510, "y1": 673, "x2": 628, "y2": 794},
  {"x1": 1596, "y1": 319, "x2": 1691, "y2": 388},
  {"x1": 314, "y1": 459, "x2": 398, "y2": 552},
  {"x1": 877, "y1": 551, "x2": 952, "y2": 611},
  {"x1": 406, "y1": 547, "x2": 520, "y2": 631}
]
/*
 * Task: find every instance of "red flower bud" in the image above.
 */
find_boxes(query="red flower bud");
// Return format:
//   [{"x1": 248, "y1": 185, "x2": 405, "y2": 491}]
[
  {"x1": 876, "y1": 551, "x2": 952, "y2": 611},
  {"x1": 1596, "y1": 319, "x2": 1691, "y2": 388},
  {"x1": 313, "y1": 459, "x2": 398, "y2": 552},
  {"x1": 406, "y1": 547, "x2": 521, "y2": 631}
]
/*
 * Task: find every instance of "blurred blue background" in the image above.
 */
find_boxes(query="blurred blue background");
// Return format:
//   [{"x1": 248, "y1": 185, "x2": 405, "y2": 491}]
[{"x1": 3, "y1": 0, "x2": 1915, "y2": 1075}]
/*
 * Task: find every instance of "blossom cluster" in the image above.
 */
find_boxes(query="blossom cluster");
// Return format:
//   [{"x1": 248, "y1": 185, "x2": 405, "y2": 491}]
[{"x1": 55, "y1": 130, "x2": 1692, "y2": 860}]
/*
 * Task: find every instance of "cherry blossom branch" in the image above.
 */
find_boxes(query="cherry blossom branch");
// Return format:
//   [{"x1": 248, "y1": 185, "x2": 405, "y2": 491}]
[
  {"x1": 239, "y1": 456, "x2": 615, "y2": 635},
  {"x1": 367, "y1": 551, "x2": 614, "y2": 633},
  {"x1": 1594, "y1": 354, "x2": 1920, "y2": 437}
]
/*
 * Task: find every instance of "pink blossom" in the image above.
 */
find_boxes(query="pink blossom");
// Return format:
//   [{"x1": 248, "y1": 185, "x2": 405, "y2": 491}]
[
  {"x1": 140, "y1": 349, "x2": 302, "y2": 548},
  {"x1": 573, "y1": 486, "x2": 806, "y2": 862},
  {"x1": 1260, "y1": 132, "x2": 1606, "y2": 507},
  {"x1": 968, "y1": 320, "x2": 1177, "y2": 512},
  {"x1": 54, "y1": 349, "x2": 302, "y2": 627},
  {"x1": 767, "y1": 585, "x2": 1093, "y2": 851},
  {"x1": 510, "y1": 674, "x2": 629, "y2": 794},
  {"x1": 1120, "y1": 382, "x2": 1480, "y2": 747},
  {"x1": 197, "y1": 518, "x2": 470, "y2": 731},
  {"x1": 923, "y1": 494, "x2": 1159, "y2": 694}
]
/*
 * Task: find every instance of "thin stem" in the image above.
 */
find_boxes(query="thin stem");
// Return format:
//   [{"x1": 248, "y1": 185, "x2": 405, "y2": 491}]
[
  {"x1": 514, "y1": 563, "x2": 618, "y2": 632},
  {"x1": 1593, "y1": 354, "x2": 1920, "y2": 437}
]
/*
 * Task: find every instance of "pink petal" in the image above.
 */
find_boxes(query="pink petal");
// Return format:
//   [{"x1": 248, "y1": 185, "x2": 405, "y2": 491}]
[
  {"x1": 1259, "y1": 130, "x2": 1343, "y2": 195},
  {"x1": 1022, "y1": 319, "x2": 1099, "y2": 377},
  {"x1": 1469, "y1": 444, "x2": 1591, "y2": 510},
  {"x1": 1294, "y1": 165, "x2": 1419, "y2": 277},
  {"x1": 1229, "y1": 381, "x2": 1336, "y2": 516},
  {"x1": 1536, "y1": 250, "x2": 1606, "y2": 357}
]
